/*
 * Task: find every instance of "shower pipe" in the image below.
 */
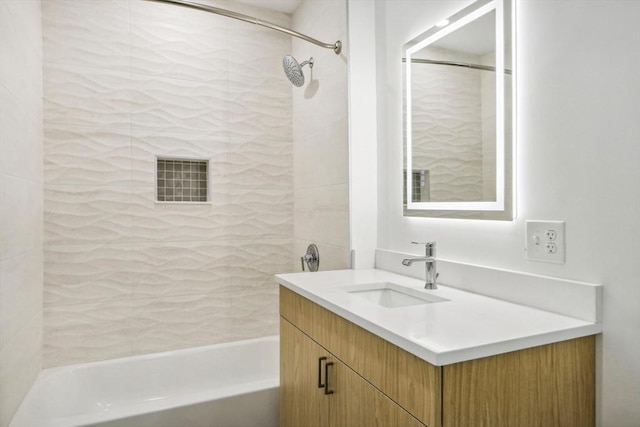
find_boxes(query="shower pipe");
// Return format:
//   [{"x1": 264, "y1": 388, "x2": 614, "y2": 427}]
[
  {"x1": 403, "y1": 57, "x2": 512, "y2": 75},
  {"x1": 143, "y1": 0, "x2": 342, "y2": 54}
]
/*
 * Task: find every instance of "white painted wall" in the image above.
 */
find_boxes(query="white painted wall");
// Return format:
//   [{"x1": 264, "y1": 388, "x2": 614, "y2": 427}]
[
  {"x1": 348, "y1": 0, "x2": 378, "y2": 269},
  {"x1": 349, "y1": 0, "x2": 640, "y2": 425}
]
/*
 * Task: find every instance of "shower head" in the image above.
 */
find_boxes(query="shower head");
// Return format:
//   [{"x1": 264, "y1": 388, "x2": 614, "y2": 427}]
[{"x1": 283, "y1": 55, "x2": 314, "y2": 87}]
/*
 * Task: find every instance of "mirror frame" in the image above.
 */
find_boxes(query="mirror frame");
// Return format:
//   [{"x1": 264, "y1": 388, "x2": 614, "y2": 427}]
[{"x1": 403, "y1": 0, "x2": 515, "y2": 219}]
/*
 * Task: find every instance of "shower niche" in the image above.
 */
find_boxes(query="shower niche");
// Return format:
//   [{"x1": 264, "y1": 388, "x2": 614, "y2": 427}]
[{"x1": 156, "y1": 158, "x2": 210, "y2": 203}]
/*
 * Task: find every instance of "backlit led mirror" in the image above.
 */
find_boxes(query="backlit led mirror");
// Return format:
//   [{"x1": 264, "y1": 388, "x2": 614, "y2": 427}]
[{"x1": 403, "y1": 0, "x2": 515, "y2": 220}]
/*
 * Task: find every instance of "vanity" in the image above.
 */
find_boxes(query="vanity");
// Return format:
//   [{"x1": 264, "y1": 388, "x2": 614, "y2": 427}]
[{"x1": 276, "y1": 268, "x2": 601, "y2": 427}]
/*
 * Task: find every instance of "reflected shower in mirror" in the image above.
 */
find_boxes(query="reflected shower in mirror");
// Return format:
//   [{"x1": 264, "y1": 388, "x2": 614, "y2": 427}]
[{"x1": 403, "y1": 0, "x2": 514, "y2": 220}]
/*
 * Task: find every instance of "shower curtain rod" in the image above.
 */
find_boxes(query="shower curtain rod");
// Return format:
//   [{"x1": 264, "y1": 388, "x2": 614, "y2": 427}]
[
  {"x1": 144, "y1": 0, "x2": 342, "y2": 54},
  {"x1": 403, "y1": 57, "x2": 512, "y2": 75}
]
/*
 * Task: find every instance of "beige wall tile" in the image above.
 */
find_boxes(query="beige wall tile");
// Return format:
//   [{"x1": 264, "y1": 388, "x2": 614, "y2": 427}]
[
  {"x1": 0, "y1": 251, "x2": 43, "y2": 350},
  {"x1": 130, "y1": 75, "x2": 229, "y2": 135},
  {"x1": 43, "y1": 300, "x2": 134, "y2": 368},
  {"x1": 1, "y1": 176, "x2": 43, "y2": 260},
  {"x1": 44, "y1": 243, "x2": 132, "y2": 307},
  {"x1": 43, "y1": 65, "x2": 131, "y2": 129},
  {"x1": 44, "y1": 126, "x2": 131, "y2": 186},
  {"x1": 44, "y1": 185, "x2": 132, "y2": 245},
  {"x1": 42, "y1": 0, "x2": 130, "y2": 72},
  {"x1": 0, "y1": 87, "x2": 43, "y2": 183},
  {"x1": 0, "y1": 313, "x2": 42, "y2": 427},
  {"x1": 129, "y1": 240, "x2": 232, "y2": 299},
  {"x1": 130, "y1": 293, "x2": 234, "y2": 356}
]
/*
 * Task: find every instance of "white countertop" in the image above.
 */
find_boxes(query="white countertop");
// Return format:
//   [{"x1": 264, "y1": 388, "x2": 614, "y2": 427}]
[{"x1": 276, "y1": 269, "x2": 602, "y2": 366}]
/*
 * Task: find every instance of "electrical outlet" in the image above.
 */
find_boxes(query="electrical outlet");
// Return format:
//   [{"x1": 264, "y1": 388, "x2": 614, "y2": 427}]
[{"x1": 526, "y1": 221, "x2": 565, "y2": 263}]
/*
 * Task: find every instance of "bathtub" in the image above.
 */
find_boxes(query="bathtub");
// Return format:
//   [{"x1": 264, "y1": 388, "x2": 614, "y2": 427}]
[{"x1": 10, "y1": 336, "x2": 279, "y2": 427}]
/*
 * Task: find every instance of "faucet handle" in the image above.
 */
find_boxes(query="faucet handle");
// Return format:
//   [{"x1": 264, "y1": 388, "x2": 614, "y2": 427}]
[{"x1": 411, "y1": 241, "x2": 436, "y2": 257}]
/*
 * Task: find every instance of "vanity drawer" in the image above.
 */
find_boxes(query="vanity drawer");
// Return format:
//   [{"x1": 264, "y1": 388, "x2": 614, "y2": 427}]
[{"x1": 280, "y1": 286, "x2": 442, "y2": 427}]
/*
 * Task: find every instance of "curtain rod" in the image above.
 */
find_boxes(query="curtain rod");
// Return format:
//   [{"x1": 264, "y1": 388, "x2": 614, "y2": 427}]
[
  {"x1": 403, "y1": 57, "x2": 512, "y2": 75},
  {"x1": 144, "y1": 0, "x2": 342, "y2": 54}
]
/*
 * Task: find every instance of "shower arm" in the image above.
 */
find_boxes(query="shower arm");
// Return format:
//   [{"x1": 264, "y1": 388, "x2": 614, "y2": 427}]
[{"x1": 143, "y1": 0, "x2": 342, "y2": 55}]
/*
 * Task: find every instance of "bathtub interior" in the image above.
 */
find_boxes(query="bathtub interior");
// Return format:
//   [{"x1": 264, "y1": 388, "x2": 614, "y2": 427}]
[{"x1": 10, "y1": 336, "x2": 279, "y2": 427}]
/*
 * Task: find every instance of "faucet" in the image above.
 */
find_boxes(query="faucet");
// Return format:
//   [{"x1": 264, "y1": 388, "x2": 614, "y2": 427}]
[{"x1": 402, "y1": 241, "x2": 438, "y2": 290}]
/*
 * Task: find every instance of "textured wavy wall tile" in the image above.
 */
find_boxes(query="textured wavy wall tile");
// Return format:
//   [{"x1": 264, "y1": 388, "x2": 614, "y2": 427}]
[
  {"x1": 42, "y1": 0, "x2": 130, "y2": 72},
  {"x1": 217, "y1": 136, "x2": 292, "y2": 189},
  {"x1": 129, "y1": 187, "x2": 228, "y2": 242},
  {"x1": 44, "y1": 243, "x2": 133, "y2": 307},
  {"x1": 229, "y1": 283, "x2": 279, "y2": 341},
  {"x1": 227, "y1": 80, "x2": 292, "y2": 141},
  {"x1": 43, "y1": 300, "x2": 133, "y2": 368},
  {"x1": 44, "y1": 185, "x2": 132, "y2": 245},
  {"x1": 130, "y1": 0, "x2": 228, "y2": 83},
  {"x1": 128, "y1": 240, "x2": 233, "y2": 299},
  {"x1": 130, "y1": 293, "x2": 234, "y2": 355},
  {"x1": 44, "y1": 65, "x2": 131, "y2": 129},
  {"x1": 227, "y1": 24, "x2": 290, "y2": 80},
  {"x1": 130, "y1": 74, "x2": 228, "y2": 134},
  {"x1": 130, "y1": 130, "x2": 232, "y2": 187},
  {"x1": 411, "y1": 57, "x2": 485, "y2": 202},
  {"x1": 228, "y1": 239, "x2": 292, "y2": 284},
  {"x1": 224, "y1": 0, "x2": 290, "y2": 29},
  {"x1": 224, "y1": 188, "x2": 293, "y2": 240},
  {"x1": 44, "y1": 126, "x2": 132, "y2": 186}
]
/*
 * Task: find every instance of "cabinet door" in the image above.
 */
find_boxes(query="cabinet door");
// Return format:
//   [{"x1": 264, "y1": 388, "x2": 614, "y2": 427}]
[
  {"x1": 329, "y1": 357, "x2": 425, "y2": 427},
  {"x1": 281, "y1": 318, "x2": 329, "y2": 427}
]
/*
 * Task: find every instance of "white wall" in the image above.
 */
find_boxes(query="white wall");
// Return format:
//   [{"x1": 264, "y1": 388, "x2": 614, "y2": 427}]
[
  {"x1": 350, "y1": 0, "x2": 640, "y2": 425},
  {"x1": 0, "y1": 0, "x2": 43, "y2": 425}
]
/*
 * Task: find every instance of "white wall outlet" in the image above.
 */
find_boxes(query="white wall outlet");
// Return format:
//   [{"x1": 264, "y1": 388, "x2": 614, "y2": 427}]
[{"x1": 526, "y1": 220, "x2": 565, "y2": 263}]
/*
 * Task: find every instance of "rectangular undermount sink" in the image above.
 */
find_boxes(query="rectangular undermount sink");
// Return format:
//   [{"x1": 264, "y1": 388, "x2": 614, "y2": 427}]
[{"x1": 344, "y1": 282, "x2": 449, "y2": 308}]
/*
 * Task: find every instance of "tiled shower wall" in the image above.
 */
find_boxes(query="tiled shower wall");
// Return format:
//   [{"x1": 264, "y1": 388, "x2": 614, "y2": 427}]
[
  {"x1": 0, "y1": 0, "x2": 43, "y2": 424},
  {"x1": 292, "y1": 0, "x2": 350, "y2": 271},
  {"x1": 410, "y1": 47, "x2": 485, "y2": 202},
  {"x1": 42, "y1": 0, "x2": 294, "y2": 367}
]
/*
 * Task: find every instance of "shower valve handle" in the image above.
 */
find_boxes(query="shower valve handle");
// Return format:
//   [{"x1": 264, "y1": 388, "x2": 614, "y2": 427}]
[{"x1": 300, "y1": 244, "x2": 319, "y2": 272}]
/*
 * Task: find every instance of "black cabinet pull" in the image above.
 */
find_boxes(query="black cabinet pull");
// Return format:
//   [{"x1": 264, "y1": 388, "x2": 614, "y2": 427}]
[
  {"x1": 318, "y1": 357, "x2": 327, "y2": 388},
  {"x1": 324, "y1": 362, "x2": 334, "y2": 395}
]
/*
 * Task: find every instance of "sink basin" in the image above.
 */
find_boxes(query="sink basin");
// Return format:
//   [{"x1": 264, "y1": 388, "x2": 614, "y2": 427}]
[{"x1": 344, "y1": 282, "x2": 448, "y2": 308}]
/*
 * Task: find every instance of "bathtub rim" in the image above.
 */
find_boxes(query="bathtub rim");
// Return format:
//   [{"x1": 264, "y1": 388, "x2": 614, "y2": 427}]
[{"x1": 10, "y1": 335, "x2": 280, "y2": 427}]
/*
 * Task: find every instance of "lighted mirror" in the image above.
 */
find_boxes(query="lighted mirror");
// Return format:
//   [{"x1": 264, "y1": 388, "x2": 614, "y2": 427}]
[{"x1": 403, "y1": 0, "x2": 514, "y2": 220}]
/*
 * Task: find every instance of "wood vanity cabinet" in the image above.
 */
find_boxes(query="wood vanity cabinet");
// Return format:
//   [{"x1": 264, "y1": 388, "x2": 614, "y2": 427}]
[
  {"x1": 280, "y1": 286, "x2": 596, "y2": 427},
  {"x1": 281, "y1": 319, "x2": 425, "y2": 427}
]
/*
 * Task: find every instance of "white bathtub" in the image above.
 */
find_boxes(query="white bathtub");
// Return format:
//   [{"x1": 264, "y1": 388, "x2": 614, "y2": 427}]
[{"x1": 10, "y1": 336, "x2": 279, "y2": 427}]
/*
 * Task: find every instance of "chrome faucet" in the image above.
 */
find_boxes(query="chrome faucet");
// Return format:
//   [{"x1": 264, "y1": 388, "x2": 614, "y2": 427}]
[{"x1": 402, "y1": 242, "x2": 438, "y2": 290}]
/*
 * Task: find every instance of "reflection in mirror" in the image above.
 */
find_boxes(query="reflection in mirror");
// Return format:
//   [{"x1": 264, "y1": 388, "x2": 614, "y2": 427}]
[{"x1": 403, "y1": 0, "x2": 514, "y2": 220}]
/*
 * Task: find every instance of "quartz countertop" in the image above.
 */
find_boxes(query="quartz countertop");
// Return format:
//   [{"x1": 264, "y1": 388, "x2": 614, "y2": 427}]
[{"x1": 276, "y1": 269, "x2": 602, "y2": 366}]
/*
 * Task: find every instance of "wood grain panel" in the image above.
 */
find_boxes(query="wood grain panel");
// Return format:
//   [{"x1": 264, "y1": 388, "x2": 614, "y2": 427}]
[
  {"x1": 280, "y1": 286, "x2": 441, "y2": 427},
  {"x1": 330, "y1": 356, "x2": 426, "y2": 427},
  {"x1": 280, "y1": 318, "x2": 328, "y2": 427},
  {"x1": 442, "y1": 336, "x2": 595, "y2": 427}
]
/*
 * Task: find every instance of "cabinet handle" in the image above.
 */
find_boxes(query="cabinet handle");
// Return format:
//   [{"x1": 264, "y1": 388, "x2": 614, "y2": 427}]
[
  {"x1": 324, "y1": 362, "x2": 334, "y2": 395},
  {"x1": 318, "y1": 357, "x2": 327, "y2": 388}
]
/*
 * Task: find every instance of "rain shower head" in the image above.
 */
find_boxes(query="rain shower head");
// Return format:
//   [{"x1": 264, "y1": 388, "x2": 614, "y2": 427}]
[{"x1": 283, "y1": 55, "x2": 314, "y2": 87}]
